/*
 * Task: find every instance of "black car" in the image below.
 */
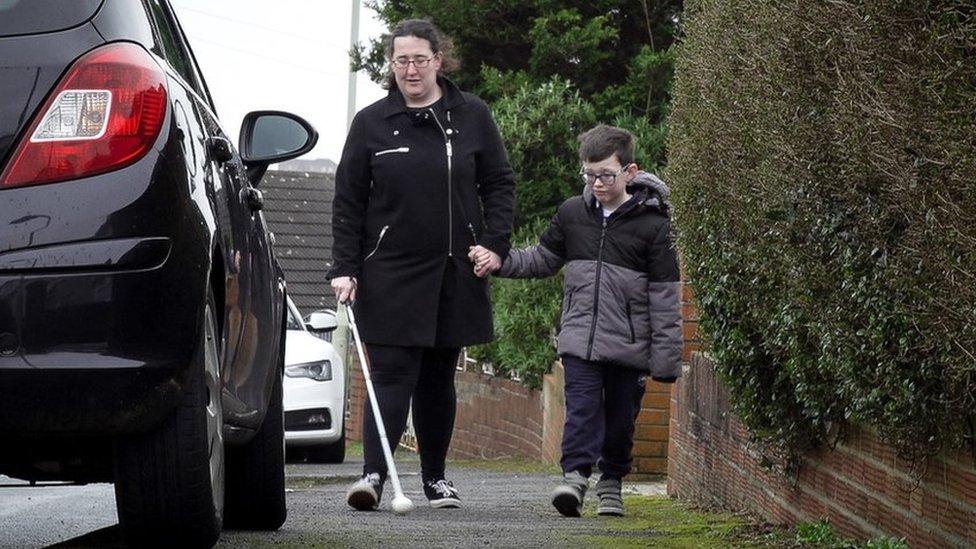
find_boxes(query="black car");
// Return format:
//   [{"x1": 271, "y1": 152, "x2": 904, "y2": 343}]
[{"x1": 0, "y1": 0, "x2": 317, "y2": 545}]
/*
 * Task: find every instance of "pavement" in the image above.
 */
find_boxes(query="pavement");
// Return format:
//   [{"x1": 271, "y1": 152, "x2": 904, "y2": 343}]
[
  {"x1": 219, "y1": 457, "x2": 669, "y2": 548},
  {"x1": 0, "y1": 476, "x2": 116, "y2": 548},
  {"x1": 1, "y1": 455, "x2": 669, "y2": 548}
]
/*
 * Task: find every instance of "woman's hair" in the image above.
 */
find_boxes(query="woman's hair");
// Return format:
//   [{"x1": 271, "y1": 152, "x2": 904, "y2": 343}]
[{"x1": 382, "y1": 19, "x2": 459, "y2": 89}]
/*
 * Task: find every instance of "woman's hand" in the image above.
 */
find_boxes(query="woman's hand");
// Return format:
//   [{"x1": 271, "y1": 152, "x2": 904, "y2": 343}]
[
  {"x1": 331, "y1": 276, "x2": 357, "y2": 304},
  {"x1": 468, "y1": 245, "x2": 501, "y2": 278}
]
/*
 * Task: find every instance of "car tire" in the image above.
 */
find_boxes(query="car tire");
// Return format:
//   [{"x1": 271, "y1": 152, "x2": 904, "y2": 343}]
[
  {"x1": 223, "y1": 303, "x2": 287, "y2": 530},
  {"x1": 305, "y1": 427, "x2": 346, "y2": 464},
  {"x1": 113, "y1": 288, "x2": 224, "y2": 547}
]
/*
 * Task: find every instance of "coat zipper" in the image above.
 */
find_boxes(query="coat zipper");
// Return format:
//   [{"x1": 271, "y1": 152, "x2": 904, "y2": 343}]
[
  {"x1": 586, "y1": 216, "x2": 608, "y2": 359},
  {"x1": 364, "y1": 225, "x2": 389, "y2": 261},
  {"x1": 429, "y1": 108, "x2": 454, "y2": 257}
]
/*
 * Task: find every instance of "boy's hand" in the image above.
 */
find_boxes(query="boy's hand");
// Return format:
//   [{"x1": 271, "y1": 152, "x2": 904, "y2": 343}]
[{"x1": 468, "y1": 245, "x2": 501, "y2": 278}]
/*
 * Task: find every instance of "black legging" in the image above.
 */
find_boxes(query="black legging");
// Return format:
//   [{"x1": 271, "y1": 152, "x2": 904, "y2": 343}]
[{"x1": 361, "y1": 344, "x2": 460, "y2": 482}]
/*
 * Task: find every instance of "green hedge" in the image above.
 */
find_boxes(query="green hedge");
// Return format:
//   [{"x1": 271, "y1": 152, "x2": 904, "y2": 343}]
[
  {"x1": 468, "y1": 218, "x2": 563, "y2": 389},
  {"x1": 668, "y1": 0, "x2": 976, "y2": 466},
  {"x1": 485, "y1": 77, "x2": 596, "y2": 224}
]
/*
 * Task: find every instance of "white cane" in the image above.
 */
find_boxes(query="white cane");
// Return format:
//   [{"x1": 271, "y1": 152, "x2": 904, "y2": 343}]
[{"x1": 346, "y1": 304, "x2": 414, "y2": 515}]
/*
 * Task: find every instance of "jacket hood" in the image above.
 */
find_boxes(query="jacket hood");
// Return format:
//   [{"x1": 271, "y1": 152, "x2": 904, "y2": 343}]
[{"x1": 582, "y1": 170, "x2": 672, "y2": 215}]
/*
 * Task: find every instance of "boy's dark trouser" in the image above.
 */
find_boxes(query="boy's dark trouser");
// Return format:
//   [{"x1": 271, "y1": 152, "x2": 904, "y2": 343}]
[
  {"x1": 560, "y1": 355, "x2": 647, "y2": 479},
  {"x1": 361, "y1": 344, "x2": 460, "y2": 482}
]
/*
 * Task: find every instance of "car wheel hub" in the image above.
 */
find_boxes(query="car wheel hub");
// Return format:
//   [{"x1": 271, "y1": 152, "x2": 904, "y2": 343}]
[{"x1": 204, "y1": 303, "x2": 225, "y2": 518}]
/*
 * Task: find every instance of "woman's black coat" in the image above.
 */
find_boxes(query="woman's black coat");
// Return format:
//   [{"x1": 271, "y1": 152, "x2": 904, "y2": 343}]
[{"x1": 327, "y1": 76, "x2": 516, "y2": 347}]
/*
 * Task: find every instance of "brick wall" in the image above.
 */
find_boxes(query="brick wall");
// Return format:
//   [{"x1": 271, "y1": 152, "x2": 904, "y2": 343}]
[
  {"x1": 668, "y1": 284, "x2": 976, "y2": 548},
  {"x1": 541, "y1": 362, "x2": 566, "y2": 464},
  {"x1": 448, "y1": 369, "x2": 545, "y2": 459},
  {"x1": 633, "y1": 381, "x2": 672, "y2": 477},
  {"x1": 345, "y1": 356, "x2": 366, "y2": 442}
]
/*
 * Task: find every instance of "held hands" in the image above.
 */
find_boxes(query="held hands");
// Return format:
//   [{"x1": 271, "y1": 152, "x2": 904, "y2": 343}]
[
  {"x1": 468, "y1": 245, "x2": 501, "y2": 278},
  {"x1": 331, "y1": 276, "x2": 357, "y2": 304}
]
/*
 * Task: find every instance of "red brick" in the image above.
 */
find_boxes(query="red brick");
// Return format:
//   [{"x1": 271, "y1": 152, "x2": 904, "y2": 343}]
[
  {"x1": 636, "y1": 424, "x2": 670, "y2": 442},
  {"x1": 669, "y1": 355, "x2": 976, "y2": 548},
  {"x1": 637, "y1": 457, "x2": 668, "y2": 474},
  {"x1": 633, "y1": 440, "x2": 668, "y2": 458},
  {"x1": 645, "y1": 392, "x2": 671, "y2": 411},
  {"x1": 637, "y1": 409, "x2": 669, "y2": 426}
]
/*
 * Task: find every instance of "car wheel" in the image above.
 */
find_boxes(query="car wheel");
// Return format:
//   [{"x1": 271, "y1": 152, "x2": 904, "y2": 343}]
[
  {"x1": 114, "y1": 288, "x2": 224, "y2": 547},
  {"x1": 223, "y1": 302, "x2": 287, "y2": 530},
  {"x1": 305, "y1": 427, "x2": 346, "y2": 464}
]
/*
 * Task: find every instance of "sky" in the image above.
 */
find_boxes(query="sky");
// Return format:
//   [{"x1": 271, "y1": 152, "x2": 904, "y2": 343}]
[{"x1": 171, "y1": 0, "x2": 389, "y2": 163}]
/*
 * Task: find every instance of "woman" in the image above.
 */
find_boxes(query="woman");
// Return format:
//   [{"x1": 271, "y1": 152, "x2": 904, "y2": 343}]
[{"x1": 328, "y1": 19, "x2": 515, "y2": 511}]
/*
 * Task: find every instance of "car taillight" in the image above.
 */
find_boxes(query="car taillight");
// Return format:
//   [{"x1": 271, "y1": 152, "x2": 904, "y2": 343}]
[{"x1": 0, "y1": 42, "x2": 168, "y2": 189}]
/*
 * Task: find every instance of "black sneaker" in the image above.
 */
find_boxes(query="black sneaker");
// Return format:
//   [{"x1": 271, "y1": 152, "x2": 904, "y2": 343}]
[
  {"x1": 346, "y1": 472, "x2": 383, "y2": 511},
  {"x1": 551, "y1": 471, "x2": 587, "y2": 517},
  {"x1": 423, "y1": 479, "x2": 462, "y2": 508}
]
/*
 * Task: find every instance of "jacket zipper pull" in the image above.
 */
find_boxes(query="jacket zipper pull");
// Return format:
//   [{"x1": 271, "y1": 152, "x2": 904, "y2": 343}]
[{"x1": 364, "y1": 225, "x2": 389, "y2": 261}]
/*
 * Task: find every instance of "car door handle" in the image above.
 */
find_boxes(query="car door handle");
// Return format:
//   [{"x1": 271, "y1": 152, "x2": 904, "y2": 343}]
[
  {"x1": 207, "y1": 136, "x2": 234, "y2": 163},
  {"x1": 241, "y1": 187, "x2": 264, "y2": 211}
]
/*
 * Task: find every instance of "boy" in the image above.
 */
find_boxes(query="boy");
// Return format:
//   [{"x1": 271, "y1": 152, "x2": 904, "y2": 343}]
[{"x1": 469, "y1": 125, "x2": 682, "y2": 517}]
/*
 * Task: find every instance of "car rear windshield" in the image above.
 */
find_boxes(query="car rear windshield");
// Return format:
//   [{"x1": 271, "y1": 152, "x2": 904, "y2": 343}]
[{"x1": 0, "y1": 0, "x2": 103, "y2": 37}]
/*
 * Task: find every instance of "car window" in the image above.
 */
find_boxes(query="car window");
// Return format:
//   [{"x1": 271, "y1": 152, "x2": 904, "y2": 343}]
[
  {"x1": 146, "y1": 0, "x2": 207, "y2": 100},
  {"x1": 0, "y1": 0, "x2": 102, "y2": 37},
  {"x1": 163, "y1": 1, "x2": 218, "y2": 114},
  {"x1": 286, "y1": 301, "x2": 304, "y2": 331}
]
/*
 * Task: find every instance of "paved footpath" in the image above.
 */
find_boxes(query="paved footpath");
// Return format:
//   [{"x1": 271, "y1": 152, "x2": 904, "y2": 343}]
[
  {"x1": 45, "y1": 454, "x2": 669, "y2": 548},
  {"x1": 221, "y1": 457, "x2": 667, "y2": 548}
]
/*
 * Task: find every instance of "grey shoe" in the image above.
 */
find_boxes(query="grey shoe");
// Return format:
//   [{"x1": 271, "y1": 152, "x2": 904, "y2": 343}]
[
  {"x1": 596, "y1": 477, "x2": 624, "y2": 516},
  {"x1": 551, "y1": 471, "x2": 588, "y2": 517},
  {"x1": 346, "y1": 473, "x2": 383, "y2": 511}
]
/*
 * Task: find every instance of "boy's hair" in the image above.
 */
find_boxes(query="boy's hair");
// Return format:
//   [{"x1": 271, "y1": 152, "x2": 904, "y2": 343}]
[
  {"x1": 383, "y1": 19, "x2": 459, "y2": 89},
  {"x1": 578, "y1": 125, "x2": 635, "y2": 166}
]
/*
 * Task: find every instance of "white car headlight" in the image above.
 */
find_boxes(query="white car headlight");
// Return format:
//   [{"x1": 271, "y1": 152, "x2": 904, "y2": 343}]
[{"x1": 284, "y1": 360, "x2": 332, "y2": 381}]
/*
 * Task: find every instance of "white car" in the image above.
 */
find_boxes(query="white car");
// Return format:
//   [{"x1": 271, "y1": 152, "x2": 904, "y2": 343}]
[{"x1": 283, "y1": 298, "x2": 346, "y2": 463}]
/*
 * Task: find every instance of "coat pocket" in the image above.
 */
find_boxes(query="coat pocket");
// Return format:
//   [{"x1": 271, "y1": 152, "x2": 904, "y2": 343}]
[
  {"x1": 626, "y1": 301, "x2": 636, "y2": 344},
  {"x1": 562, "y1": 289, "x2": 575, "y2": 320},
  {"x1": 374, "y1": 147, "x2": 410, "y2": 156}
]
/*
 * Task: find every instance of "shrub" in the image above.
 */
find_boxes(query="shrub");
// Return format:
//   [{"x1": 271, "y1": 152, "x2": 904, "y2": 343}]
[
  {"x1": 488, "y1": 77, "x2": 596, "y2": 225},
  {"x1": 668, "y1": 0, "x2": 976, "y2": 466},
  {"x1": 468, "y1": 218, "x2": 563, "y2": 389}
]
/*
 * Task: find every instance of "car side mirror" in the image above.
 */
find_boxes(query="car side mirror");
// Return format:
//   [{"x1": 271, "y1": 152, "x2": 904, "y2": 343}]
[
  {"x1": 305, "y1": 309, "x2": 338, "y2": 333},
  {"x1": 239, "y1": 111, "x2": 318, "y2": 185}
]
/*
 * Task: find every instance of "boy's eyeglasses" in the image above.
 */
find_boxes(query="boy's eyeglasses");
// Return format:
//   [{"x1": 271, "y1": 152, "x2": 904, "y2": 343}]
[
  {"x1": 579, "y1": 165, "x2": 629, "y2": 185},
  {"x1": 391, "y1": 55, "x2": 435, "y2": 69}
]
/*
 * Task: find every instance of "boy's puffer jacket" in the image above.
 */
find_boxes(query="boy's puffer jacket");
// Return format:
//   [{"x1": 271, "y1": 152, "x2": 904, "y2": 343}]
[{"x1": 498, "y1": 172, "x2": 682, "y2": 379}]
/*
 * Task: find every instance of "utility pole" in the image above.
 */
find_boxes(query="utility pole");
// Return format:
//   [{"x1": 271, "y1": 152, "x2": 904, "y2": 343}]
[
  {"x1": 335, "y1": 0, "x2": 360, "y2": 377},
  {"x1": 346, "y1": 0, "x2": 360, "y2": 131}
]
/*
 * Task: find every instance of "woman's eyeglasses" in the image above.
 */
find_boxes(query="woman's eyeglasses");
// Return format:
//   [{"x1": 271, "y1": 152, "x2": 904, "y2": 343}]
[
  {"x1": 391, "y1": 55, "x2": 435, "y2": 69},
  {"x1": 579, "y1": 165, "x2": 630, "y2": 185}
]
